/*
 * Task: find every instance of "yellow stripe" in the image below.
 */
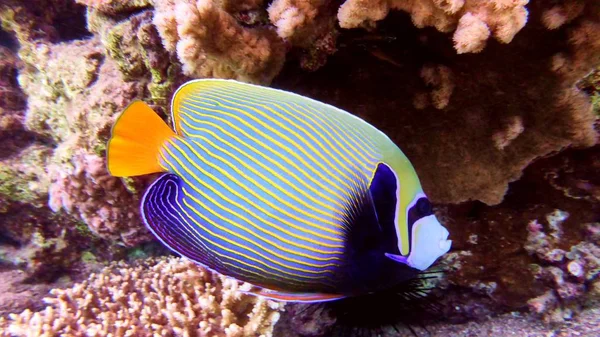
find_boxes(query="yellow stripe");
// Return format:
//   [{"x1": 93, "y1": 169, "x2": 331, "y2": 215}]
[
  {"x1": 146, "y1": 180, "x2": 312, "y2": 286},
  {"x1": 160, "y1": 147, "x2": 346, "y2": 254},
  {"x1": 180, "y1": 189, "x2": 340, "y2": 264},
  {"x1": 178, "y1": 113, "x2": 346, "y2": 217},
  {"x1": 179, "y1": 192, "x2": 338, "y2": 276},
  {"x1": 290, "y1": 99, "x2": 381, "y2": 154},
  {"x1": 207, "y1": 86, "x2": 373, "y2": 175},
  {"x1": 282, "y1": 102, "x2": 375, "y2": 170},
  {"x1": 278, "y1": 102, "x2": 370, "y2": 174},
  {"x1": 291, "y1": 102, "x2": 379, "y2": 163},
  {"x1": 186, "y1": 96, "x2": 355, "y2": 197},
  {"x1": 182, "y1": 134, "x2": 346, "y2": 226},
  {"x1": 180, "y1": 195, "x2": 340, "y2": 273},
  {"x1": 178, "y1": 202, "x2": 320, "y2": 283},
  {"x1": 167, "y1": 139, "x2": 343, "y2": 243},
  {"x1": 177, "y1": 138, "x2": 345, "y2": 233},
  {"x1": 196, "y1": 92, "x2": 362, "y2": 190},
  {"x1": 178, "y1": 107, "x2": 347, "y2": 208},
  {"x1": 217, "y1": 85, "x2": 379, "y2": 163}
]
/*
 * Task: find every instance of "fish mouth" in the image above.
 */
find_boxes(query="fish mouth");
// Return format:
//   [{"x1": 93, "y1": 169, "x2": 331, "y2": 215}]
[
  {"x1": 438, "y1": 226, "x2": 452, "y2": 253},
  {"x1": 439, "y1": 239, "x2": 452, "y2": 252}
]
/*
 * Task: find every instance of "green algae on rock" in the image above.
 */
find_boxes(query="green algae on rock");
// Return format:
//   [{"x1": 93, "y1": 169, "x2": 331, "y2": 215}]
[
  {"x1": 86, "y1": 8, "x2": 185, "y2": 110},
  {"x1": 0, "y1": 145, "x2": 51, "y2": 204}
]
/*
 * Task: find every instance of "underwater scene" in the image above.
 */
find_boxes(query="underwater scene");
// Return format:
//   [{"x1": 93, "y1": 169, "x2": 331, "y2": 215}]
[{"x1": 0, "y1": 0, "x2": 599, "y2": 336}]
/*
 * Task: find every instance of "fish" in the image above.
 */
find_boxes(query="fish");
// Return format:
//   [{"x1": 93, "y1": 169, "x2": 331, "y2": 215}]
[{"x1": 106, "y1": 79, "x2": 452, "y2": 303}]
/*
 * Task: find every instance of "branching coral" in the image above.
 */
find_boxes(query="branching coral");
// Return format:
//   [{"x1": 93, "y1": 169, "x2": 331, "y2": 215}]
[
  {"x1": 267, "y1": 0, "x2": 335, "y2": 44},
  {"x1": 268, "y1": 0, "x2": 324, "y2": 39},
  {"x1": 1, "y1": 257, "x2": 284, "y2": 337},
  {"x1": 266, "y1": 1, "x2": 339, "y2": 71},
  {"x1": 153, "y1": 0, "x2": 286, "y2": 84},
  {"x1": 337, "y1": 0, "x2": 529, "y2": 54}
]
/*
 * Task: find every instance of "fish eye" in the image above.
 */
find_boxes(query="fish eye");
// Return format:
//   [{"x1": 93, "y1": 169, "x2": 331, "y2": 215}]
[{"x1": 416, "y1": 198, "x2": 433, "y2": 217}]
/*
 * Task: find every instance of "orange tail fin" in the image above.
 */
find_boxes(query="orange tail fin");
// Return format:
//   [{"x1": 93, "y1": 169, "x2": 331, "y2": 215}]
[{"x1": 107, "y1": 100, "x2": 176, "y2": 177}]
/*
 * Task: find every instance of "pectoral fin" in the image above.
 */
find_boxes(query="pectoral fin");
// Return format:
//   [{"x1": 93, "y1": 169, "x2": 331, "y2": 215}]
[{"x1": 385, "y1": 252, "x2": 409, "y2": 265}]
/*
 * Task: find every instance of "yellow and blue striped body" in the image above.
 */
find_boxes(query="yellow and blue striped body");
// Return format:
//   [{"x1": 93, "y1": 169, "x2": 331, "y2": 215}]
[{"x1": 134, "y1": 79, "x2": 449, "y2": 300}]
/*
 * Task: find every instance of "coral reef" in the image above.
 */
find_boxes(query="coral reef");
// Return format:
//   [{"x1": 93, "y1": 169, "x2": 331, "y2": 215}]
[
  {"x1": 271, "y1": 143, "x2": 600, "y2": 337},
  {"x1": 0, "y1": 46, "x2": 44, "y2": 208},
  {"x1": 0, "y1": 3, "x2": 157, "y2": 278},
  {"x1": 337, "y1": 0, "x2": 529, "y2": 54},
  {"x1": 47, "y1": 150, "x2": 153, "y2": 245},
  {"x1": 75, "y1": 0, "x2": 152, "y2": 15},
  {"x1": 0, "y1": 256, "x2": 284, "y2": 337},
  {"x1": 435, "y1": 145, "x2": 600, "y2": 322},
  {"x1": 0, "y1": 268, "x2": 72, "y2": 318},
  {"x1": 0, "y1": 0, "x2": 599, "y2": 334},
  {"x1": 273, "y1": 0, "x2": 599, "y2": 205},
  {"x1": 0, "y1": 46, "x2": 89, "y2": 280},
  {"x1": 425, "y1": 307, "x2": 600, "y2": 336},
  {"x1": 153, "y1": 0, "x2": 286, "y2": 84},
  {"x1": 523, "y1": 212, "x2": 599, "y2": 323},
  {"x1": 415, "y1": 63, "x2": 455, "y2": 109},
  {"x1": 19, "y1": 37, "x2": 153, "y2": 246},
  {"x1": 85, "y1": 8, "x2": 184, "y2": 108},
  {"x1": 0, "y1": 0, "x2": 89, "y2": 45}
]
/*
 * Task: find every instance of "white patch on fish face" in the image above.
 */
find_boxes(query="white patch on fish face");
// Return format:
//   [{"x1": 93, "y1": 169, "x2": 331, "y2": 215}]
[
  {"x1": 387, "y1": 193, "x2": 452, "y2": 271},
  {"x1": 406, "y1": 215, "x2": 452, "y2": 271}
]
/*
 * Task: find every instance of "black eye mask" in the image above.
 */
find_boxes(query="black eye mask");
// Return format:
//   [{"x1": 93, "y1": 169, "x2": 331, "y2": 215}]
[{"x1": 406, "y1": 197, "x2": 434, "y2": 248}]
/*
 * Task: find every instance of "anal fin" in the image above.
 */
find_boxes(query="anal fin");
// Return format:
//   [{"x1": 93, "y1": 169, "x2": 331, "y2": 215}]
[{"x1": 240, "y1": 287, "x2": 346, "y2": 303}]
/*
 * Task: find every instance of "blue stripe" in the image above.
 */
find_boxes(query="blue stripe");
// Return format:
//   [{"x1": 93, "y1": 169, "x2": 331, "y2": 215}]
[
  {"x1": 143, "y1": 174, "x2": 337, "y2": 290},
  {"x1": 151, "y1": 79, "x2": 398, "y2": 293},
  {"x1": 179, "y1": 100, "x2": 352, "y2": 197},
  {"x1": 200, "y1": 85, "x2": 380, "y2": 168}
]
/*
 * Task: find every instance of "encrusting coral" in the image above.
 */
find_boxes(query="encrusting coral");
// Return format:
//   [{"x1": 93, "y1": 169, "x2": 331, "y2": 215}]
[
  {"x1": 84, "y1": 7, "x2": 184, "y2": 107},
  {"x1": 75, "y1": 0, "x2": 152, "y2": 15},
  {"x1": 0, "y1": 46, "x2": 75, "y2": 279},
  {"x1": 525, "y1": 212, "x2": 600, "y2": 323},
  {"x1": 18, "y1": 37, "x2": 153, "y2": 246},
  {"x1": 0, "y1": 256, "x2": 284, "y2": 337},
  {"x1": 47, "y1": 150, "x2": 153, "y2": 245},
  {"x1": 0, "y1": 0, "x2": 88, "y2": 45}
]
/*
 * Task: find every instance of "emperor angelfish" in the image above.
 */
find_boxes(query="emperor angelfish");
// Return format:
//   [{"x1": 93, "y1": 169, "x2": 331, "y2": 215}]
[{"x1": 107, "y1": 79, "x2": 452, "y2": 303}]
